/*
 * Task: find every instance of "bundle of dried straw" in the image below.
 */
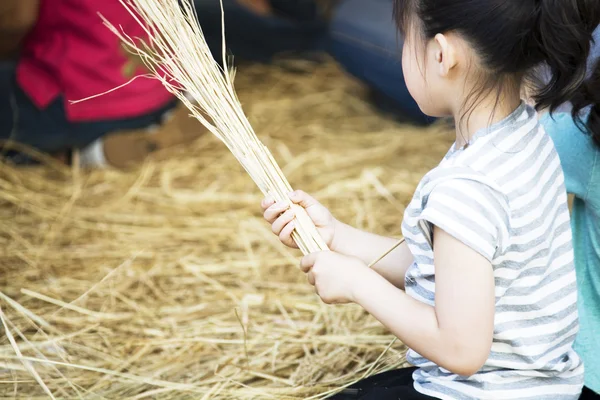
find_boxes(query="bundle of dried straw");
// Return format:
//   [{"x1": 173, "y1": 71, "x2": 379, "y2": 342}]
[{"x1": 100, "y1": 0, "x2": 328, "y2": 255}]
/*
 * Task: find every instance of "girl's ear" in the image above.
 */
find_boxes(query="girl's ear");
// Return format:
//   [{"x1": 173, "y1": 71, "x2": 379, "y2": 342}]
[{"x1": 434, "y1": 33, "x2": 457, "y2": 77}]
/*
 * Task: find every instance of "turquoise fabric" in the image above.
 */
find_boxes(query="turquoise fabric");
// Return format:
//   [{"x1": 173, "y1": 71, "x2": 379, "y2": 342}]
[{"x1": 542, "y1": 113, "x2": 600, "y2": 394}]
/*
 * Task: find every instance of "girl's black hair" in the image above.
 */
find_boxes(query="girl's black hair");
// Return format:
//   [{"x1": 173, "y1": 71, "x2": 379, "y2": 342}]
[{"x1": 394, "y1": 0, "x2": 600, "y2": 147}]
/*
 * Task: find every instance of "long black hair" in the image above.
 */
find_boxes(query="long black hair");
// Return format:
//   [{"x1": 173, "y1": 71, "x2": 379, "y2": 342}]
[{"x1": 394, "y1": 0, "x2": 600, "y2": 146}]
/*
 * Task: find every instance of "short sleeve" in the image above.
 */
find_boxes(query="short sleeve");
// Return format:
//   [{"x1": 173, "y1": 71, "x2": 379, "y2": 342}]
[{"x1": 419, "y1": 179, "x2": 511, "y2": 262}]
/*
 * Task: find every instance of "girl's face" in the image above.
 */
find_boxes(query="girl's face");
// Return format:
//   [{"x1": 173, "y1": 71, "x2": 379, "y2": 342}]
[{"x1": 401, "y1": 26, "x2": 454, "y2": 118}]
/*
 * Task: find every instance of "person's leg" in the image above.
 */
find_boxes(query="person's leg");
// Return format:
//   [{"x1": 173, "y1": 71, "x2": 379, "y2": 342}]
[
  {"x1": 270, "y1": 0, "x2": 320, "y2": 22},
  {"x1": 193, "y1": 0, "x2": 327, "y2": 63},
  {"x1": 330, "y1": 367, "x2": 437, "y2": 400},
  {"x1": 328, "y1": 0, "x2": 432, "y2": 125},
  {"x1": 82, "y1": 100, "x2": 207, "y2": 169},
  {"x1": 0, "y1": 66, "x2": 74, "y2": 163},
  {"x1": 69, "y1": 99, "x2": 178, "y2": 150},
  {"x1": 0, "y1": 61, "x2": 16, "y2": 140},
  {"x1": 0, "y1": 67, "x2": 202, "y2": 167},
  {"x1": 0, "y1": 64, "x2": 158, "y2": 154}
]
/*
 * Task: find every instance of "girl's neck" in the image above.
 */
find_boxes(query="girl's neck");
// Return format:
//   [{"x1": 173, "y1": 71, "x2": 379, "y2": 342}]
[{"x1": 453, "y1": 93, "x2": 522, "y2": 149}]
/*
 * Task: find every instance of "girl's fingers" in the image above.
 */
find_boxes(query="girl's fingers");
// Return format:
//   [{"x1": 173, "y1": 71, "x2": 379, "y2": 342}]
[
  {"x1": 263, "y1": 202, "x2": 289, "y2": 223},
  {"x1": 261, "y1": 197, "x2": 275, "y2": 211},
  {"x1": 279, "y1": 220, "x2": 296, "y2": 247},
  {"x1": 300, "y1": 253, "x2": 317, "y2": 273},
  {"x1": 272, "y1": 209, "x2": 295, "y2": 235},
  {"x1": 307, "y1": 270, "x2": 315, "y2": 286},
  {"x1": 288, "y1": 190, "x2": 318, "y2": 209}
]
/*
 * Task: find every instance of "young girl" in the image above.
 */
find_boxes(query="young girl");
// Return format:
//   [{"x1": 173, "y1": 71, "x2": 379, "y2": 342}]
[{"x1": 262, "y1": 0, "x2": 599, "y2": 399}]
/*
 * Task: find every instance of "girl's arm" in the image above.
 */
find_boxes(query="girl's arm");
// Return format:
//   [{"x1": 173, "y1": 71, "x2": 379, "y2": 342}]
[
  {"x1": 300, "y1": 179, "x2": 501, "y2": 374},
  {"x1": 352, "y1": 226, "x2": 495, "y2": 376},
  {"x1": 332, "y1": 221, "x2": 413, "y2": 289}
]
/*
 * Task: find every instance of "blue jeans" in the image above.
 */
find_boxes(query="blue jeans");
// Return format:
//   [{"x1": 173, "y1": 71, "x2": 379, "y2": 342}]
[{"x1": 328, "y1": 0, "x2": 432, "y2": 124}]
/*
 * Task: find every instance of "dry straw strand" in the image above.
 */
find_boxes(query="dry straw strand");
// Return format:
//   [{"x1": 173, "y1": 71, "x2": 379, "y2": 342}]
[
  {"x1": 367, "y1": 238, "x2": 406, "y2": 269},
  {"x1": 100, "y1": 0, "x2": 328, "y2": 255},
  {"x1": 0, "y1": 308, "x2": 56, "y2": 400}
]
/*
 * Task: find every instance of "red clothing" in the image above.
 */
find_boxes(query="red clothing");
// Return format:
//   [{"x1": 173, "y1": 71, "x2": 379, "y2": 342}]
[{"x1": 16, "y1": 0, "x2": 174, "y2": 122}]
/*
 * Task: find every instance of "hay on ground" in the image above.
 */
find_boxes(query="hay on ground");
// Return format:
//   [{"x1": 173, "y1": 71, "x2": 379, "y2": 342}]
[{"x1": 0, "y1": 61, "x2": 452, "y2": 399}]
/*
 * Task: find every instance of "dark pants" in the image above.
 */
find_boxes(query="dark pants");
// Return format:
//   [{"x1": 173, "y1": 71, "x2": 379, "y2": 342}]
[
  {"x1": 331, "y1": 367, "x2": 436, "y2": 400},
  {"x1": 330, "y1": 367, "x2": 599, "y2": 399},
  {"x1": 582, "y1": 387, "x2": 600, "y2": 399},
  {"x1": 328, "y1": 0, "x2": 433, "y2": 125},
  {"x1": 0, "y1": 64, "x2": 176, "y2": 162},
  {"x1": 195, "y1": 0, "x2": 328, "y2": 62}
]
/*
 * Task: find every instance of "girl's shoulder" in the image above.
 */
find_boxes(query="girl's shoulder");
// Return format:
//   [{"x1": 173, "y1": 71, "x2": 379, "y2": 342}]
[
  {"x1": 405, "y1": 163, "x2": 512, "y2": 262},
  {"x1": 541, "y1": 111, "x2": 598, "y2": 154},
  {"x1": 419, "y1": 164, "x2": 502, "y2": 194}
]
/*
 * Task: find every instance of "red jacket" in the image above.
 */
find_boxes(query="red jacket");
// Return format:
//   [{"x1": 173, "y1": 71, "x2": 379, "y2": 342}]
[{"x1": 17, "y1": 0, "x2": 174, "y2": 122}]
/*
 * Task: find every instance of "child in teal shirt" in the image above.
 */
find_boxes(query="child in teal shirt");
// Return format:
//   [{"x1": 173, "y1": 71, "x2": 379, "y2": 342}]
[{"x1": 541, "y1": 55, "x2": 600, "y2": 397}]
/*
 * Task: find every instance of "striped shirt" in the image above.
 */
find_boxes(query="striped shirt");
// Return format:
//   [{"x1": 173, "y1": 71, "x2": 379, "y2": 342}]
[{"x1": 401, "y1": 103, "x2": 584, "y2": 399}]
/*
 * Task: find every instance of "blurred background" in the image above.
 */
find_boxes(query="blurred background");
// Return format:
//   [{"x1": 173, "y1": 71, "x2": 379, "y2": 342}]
[{"x1": 0, "y1": 1, "x2": 451, "y2": 398}]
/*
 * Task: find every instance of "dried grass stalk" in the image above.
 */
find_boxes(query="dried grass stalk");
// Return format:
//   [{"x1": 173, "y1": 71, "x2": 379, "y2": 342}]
[{"x1": 100, "y1": 0, "x2": 327, "y2": 255}]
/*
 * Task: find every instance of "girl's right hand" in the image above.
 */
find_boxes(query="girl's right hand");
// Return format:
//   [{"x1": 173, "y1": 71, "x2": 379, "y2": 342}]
[{"x1": 262, "y1": 190, "x2": 338, "y2": 250}]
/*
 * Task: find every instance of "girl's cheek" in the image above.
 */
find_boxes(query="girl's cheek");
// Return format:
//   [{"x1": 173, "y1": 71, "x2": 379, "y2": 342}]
[{"x1": 402, "y1": 56, "x2": 424, "y2": 104}]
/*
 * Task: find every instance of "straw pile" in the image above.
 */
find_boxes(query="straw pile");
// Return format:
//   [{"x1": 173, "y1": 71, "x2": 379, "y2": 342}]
[{"x1": 0, "y1": 60, "x2": 452, "y2": 399}]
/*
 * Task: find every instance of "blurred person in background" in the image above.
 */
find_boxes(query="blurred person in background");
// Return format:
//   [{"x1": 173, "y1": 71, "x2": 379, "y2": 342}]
[
  {"x1": 196, "y1": 0, "x2": 431, "y2": 123},
  {"x1": 0, "y1": 0, "x2": 208, "y2": 168},
  {"x1": 194, "y1": 0, "x2": 430, "y2": 123}
]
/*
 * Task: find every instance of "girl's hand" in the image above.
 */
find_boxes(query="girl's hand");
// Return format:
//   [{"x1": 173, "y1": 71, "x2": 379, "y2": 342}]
[
  {"x1": 300, "y1": 251, "x2": 368, "y2": 304},
  {"x1": 262, "y1": 190, "x2": 338, "y2": 250}
]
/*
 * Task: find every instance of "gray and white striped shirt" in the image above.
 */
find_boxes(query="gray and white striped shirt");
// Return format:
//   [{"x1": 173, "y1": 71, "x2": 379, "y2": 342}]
[{"x1": 402, "y1": 103, "x2": 584, "y2": 399}]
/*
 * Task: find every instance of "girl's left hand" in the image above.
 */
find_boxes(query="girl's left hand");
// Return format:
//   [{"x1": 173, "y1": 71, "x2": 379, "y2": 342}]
[{"x1": 300, "y1": 251, "x2": 369, "y2": 304}]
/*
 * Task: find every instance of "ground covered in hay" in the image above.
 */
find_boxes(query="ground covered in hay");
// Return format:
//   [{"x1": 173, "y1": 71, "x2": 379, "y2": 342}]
[{"x1": 0, "y1": 61, "x2": 452, "y2": 399}]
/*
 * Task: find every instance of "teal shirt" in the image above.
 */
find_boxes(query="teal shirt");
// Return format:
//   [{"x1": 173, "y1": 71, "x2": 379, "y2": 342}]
[{"x1": 542, "y1": 113, "x2": 600, "y2": 394}]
